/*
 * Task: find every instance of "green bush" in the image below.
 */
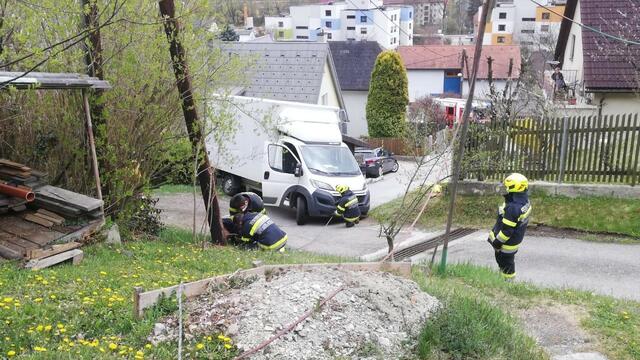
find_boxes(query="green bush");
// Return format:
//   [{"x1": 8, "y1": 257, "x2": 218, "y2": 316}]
[
  {"x1": 154, "y1": 137, "x2": 195, "y2": 186},
  {"x1": 418, "y1": 293, "x2": 545, "y2": 360},
  {"x1": 366, "y1": 51, "x2": 409, "y2": 137}
]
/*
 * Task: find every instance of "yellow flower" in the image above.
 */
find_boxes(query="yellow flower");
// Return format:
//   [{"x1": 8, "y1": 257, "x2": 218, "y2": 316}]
[
  {"x1": 50, "y1": 295, "x2": 57, "y2": 300},
  {"x1": 217, "y1": 334, "x2": 225, "y2": 341},
  {"x1": 145, "y1": 344, "x2": 152, "y2": 349},
  {"x1": 57, "y1": 323, "x2": 64, "y2": 329},
  {"x1": 3, "y1": 297, "x2": 12, "y2": 302},
  {"x1": 196, "y1": 343, "x2": 204, "y2": 350},
  {"x1": 223, "y1": 337, "x2": 231, "y2": 343},
  {"x1": 108, "y1": 343, "x2": 118, "y2": 350},
  {"x1": 34, "y1": 298, "x2": 43, "y2": 303},
  {"x1": 100, "y1": 271, "x2": 107, "y2": 276},
  {"x1": 34, "y1": 346, "x2": 47, "y2": 352},
  {"x1": 44, "y1": 325, "x2": 52, "y2": 331},
  {"x1": 224, "y1": 343, "x2": 232, "y2": 349},
  {"x1": 136, "y1": 350, "x2": 144, "y2": 356},
  {"x1": 36, "y1": 325, "x2": 44, "y2": 331},
  {"x1": 206, "y1": 336, "x2": 212, "y2": 341},
  {"x1": 7, "y1": 350, "x2": 16, "y2": 357}
]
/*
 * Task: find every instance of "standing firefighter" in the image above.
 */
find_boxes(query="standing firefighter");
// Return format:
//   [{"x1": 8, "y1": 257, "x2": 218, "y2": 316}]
[
  {"x1": 488, "y1": 173, "x2": 532, "y2": 280},
  {"x1": 334, "y1": 185, "x2": 361, "y2": 228}
]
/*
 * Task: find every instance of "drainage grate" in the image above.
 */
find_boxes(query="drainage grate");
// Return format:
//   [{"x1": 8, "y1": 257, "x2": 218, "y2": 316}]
[{"x1": 386, "y1": 228, "x2": 477, "y2": 262}]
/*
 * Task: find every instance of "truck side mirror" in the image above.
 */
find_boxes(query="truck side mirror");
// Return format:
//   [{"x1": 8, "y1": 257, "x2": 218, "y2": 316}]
[{"x1": 294, "y1": 163, "x2": 303, "y2": 177}]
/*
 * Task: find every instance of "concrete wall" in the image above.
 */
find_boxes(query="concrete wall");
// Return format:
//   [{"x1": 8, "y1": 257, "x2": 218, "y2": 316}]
[
  {"x1": 407, "y1": 69, "x2": 445, "y2": 101},
  {"x1": 457, "y1": 180, "x2": 640, "y2": 199},
  {"x1": 594, "y1": 93, "x2": 640, "y2": 116},
  {"x1": 463, "y1": 79, "x2": 508, "y2": 100},
  {"x1": 343, "y1": 90, "x2": 369, "y2": 138}
]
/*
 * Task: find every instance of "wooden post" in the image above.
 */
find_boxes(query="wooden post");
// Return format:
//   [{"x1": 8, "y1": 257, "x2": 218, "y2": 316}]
[
  {"x1": 439, "y1": 0, "x2": 493, "y2": 273},
  {"x1": 158, "y1": 0, "x2": 224, "y2": 244},
  {"x1": 82, "y1": 89, "x2": 104, "y2": 211},
  {"x1": 557, "y1": 116, "x2": 569, "y2": 183},
  {"x1": 133, "y1": 286, "x2": 144, "y2": 320}
]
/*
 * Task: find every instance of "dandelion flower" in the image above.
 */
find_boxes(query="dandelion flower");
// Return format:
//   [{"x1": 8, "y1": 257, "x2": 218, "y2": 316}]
[
  {"x1": 50, "y1": 295, "x2": 57, "y2": 300},
  {"x1": 36, "y1": 325, "x2": 44, "y2": 332},
  {"x1": 7, "y1": 350, "x2": 16, "y2": 357},
  {"x1": 217, "y1": 335, "x2": 225, "y2": 341},
  {"x1": 108, "y1": 343, "x2": 118, "y2": 351},
  {"x1": 100, "y1": 271, "x2": 107, "y2": 276},
  {"x1": 196, "y1": 343, "x2": 204, "y2": 350},
  {"x1": 44, "y1": 325, "x2": 52, "y2": 331},
  {"x1": 34, "y1": 346, "x2": 47, "y2": 352},
  {"x1": 224, "y1": 344, "x2": 232, "y2": 349},
  {"x1": 34, "y1": 298, "x2": 43, "y2": 303},
  {"x1": 145, "y1": 344, "x2": 152, "y2": 349}
]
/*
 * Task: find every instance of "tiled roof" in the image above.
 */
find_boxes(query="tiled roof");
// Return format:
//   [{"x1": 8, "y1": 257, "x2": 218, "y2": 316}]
[
  {"x1": 328, "y1": 41, "x2": 383, "y2": 91},
  {"x1": 398, "y1": 45, "x2": 521, "y2": 79},
  {"x1": 580, "y1": 0, "x2": 640, "y2": 91},
  {"x1": 220, "y1": 42, "x2": 330, "y2": 104}
]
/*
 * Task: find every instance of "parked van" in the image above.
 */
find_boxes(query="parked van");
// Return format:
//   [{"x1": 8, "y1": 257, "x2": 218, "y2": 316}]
[{"x1": 206, "y1": 96, "x2": 370, "y2": 225}]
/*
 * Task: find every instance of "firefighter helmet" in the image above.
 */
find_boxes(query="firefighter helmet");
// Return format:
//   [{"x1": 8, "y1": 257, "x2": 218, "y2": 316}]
[
  {"x1": 504, "y1": 173, "x2": 528, "y2": 193},
  {"x1": 335, "y1": 184, "x2": 349, "y2": 194}
]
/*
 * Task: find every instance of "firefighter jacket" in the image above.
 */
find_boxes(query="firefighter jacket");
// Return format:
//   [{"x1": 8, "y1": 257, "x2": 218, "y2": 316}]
[
  {"x1": 229, "y1": 192, "x2": 265, "y2": 216},
  {"x1": 489, "y1": 192, "x2": 532, "y2": 253},
  {"x1": 238, "y1": 212, "x2": 287, "y2": 251},
  {"x1": 336, "y1": 190, "x2": 361, "y2": 223}
]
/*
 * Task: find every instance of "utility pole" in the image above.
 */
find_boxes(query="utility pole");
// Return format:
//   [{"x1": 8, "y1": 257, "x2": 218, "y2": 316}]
[
  {"x1": 438, "y1": 0, "x2": 493, "y2": 273},
  {"x1": 158, "y1": 0, "x2": 225, "y2": 244}
]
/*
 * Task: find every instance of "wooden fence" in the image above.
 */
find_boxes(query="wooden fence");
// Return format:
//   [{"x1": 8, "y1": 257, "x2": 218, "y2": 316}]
[{"x1": 465, "y1": 114, "x2": 640, "y2": 185}]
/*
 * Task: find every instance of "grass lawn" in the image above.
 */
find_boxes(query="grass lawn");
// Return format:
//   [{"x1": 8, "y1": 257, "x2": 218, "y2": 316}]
[
  {"x1": 152, "y1": 184, "x2": 200, "y2": 195},
  {"x1": 371, "y1": 190, "x2": 640, "y2": 240},
  {"x1": 416, "y1": 264, "x2": 640, "y2": 360},
  {"x1": 0, "y1": 228, "x2": 344, "y2": 359}
]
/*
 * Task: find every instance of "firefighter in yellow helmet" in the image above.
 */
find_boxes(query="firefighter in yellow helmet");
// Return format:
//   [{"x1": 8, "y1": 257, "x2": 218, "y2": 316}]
[
  {"x1": 487, "y1": 173, "x2": 532, "y2": 280},
  {"x1": 334, "y1": 185, "x2": 361, "y2": 228}
]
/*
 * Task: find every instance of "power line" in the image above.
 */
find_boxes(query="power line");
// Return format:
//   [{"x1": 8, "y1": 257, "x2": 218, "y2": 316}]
[
  {"x1": 345, "y1": 0, "x2": 396, "y2": 41},
  {"x1": 528, "y1": 0, "x2": 640, "y2": 46}
]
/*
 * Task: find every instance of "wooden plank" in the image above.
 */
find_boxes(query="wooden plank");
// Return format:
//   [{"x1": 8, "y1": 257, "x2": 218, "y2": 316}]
[
  {"x1": 0, "y1": 229, "x2": 40, "y2": 251},
  {"x1": 620, "y1": 114, "x2": 633, "y2": 184},
  {"x1": 54, "y1": 219, "x2": 104, "y2": 244},
  {"x1": 584, "y1": 115, "x2": 595, "y2": 183},
  {"x1": 133, "y1": 262, "x2": 412, "y2": 319},
  {"x1": 26, "y1": 242, "x2": 82, "y2": 260},
  {"x1": 0, "y1": 159, "x2": 30, "y2": 170},
  {"x1": 0, "y1": 240, "x2": 24, "y2": 259},
  {"x1": 0, "y1": 217, "x2": 65, "y2": 245},
  {"x1": 32, "y1": 212, "x2": 64, "y2": 225},
  {"x1": 24, "y1": 249, "x2": 83, "y2": 270},
  {"x1": 37, "y1": 209, "x2": 65, "y2": 222},
  {"x1": 24, "y1": 214, "x2": 54, "y2": 228},
  {"x1": 632, "y1": 114, "x2": 640, "y2": 186},
  {"x1": 34, "y1": 198, "x2": 83, "y2": 217},
  {"x1": 36, "y1": 185, "x2": 102, "y2": 212}
]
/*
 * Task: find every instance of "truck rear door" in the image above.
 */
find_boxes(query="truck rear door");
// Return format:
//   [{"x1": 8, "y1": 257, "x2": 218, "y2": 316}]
[{"x1": 262, "y1": 143, "x2": 301, "y2": 206}]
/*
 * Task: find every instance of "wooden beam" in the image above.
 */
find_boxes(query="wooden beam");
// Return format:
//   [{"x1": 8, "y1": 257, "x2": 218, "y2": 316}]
[
  {"x1": 24, "y1": 214, "x2": 54, "y2": 227},
  {"x1": 26, "y1": 242, "x2": 82, "y2": 260},
  {"x1": 24, "y1": 249, "x2": 84, "y2": 270},
  {"x1": 133, "y1": 262, "x2": 412, "y2": 319}
]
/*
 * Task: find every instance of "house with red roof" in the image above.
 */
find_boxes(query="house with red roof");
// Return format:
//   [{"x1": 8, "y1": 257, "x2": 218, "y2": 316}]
[
  {"x1": 554, "y1": 0, "x2": 640, "y2": 115},
  {"x1": 397, "y1": 45, "x2": 521, "y2": 102}
]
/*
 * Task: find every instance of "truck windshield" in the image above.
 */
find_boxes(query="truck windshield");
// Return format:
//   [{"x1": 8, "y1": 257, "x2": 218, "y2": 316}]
[{"x1": 300, "y1": 145, "x2": 361, "y2": 176}]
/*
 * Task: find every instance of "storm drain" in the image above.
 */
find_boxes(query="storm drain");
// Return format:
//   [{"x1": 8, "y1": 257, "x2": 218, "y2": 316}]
[{"x1": 386, "y1": 228, "x2": 477, "y2": 262}]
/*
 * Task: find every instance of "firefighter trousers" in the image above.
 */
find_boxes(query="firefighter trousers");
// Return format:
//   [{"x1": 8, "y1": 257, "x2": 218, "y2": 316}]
[{"x1": 494, "y1": 250, "x2": 517, "y2": 279}]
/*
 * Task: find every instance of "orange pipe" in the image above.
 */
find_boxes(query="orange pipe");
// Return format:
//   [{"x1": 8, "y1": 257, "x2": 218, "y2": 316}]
[{"x1": 0, "y1": 183, "x2": 35, "y2": 202}]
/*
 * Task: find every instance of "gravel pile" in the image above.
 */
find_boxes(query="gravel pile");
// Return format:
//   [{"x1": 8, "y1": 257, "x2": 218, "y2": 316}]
[{"x1": 150, "y1": 267, "x2": 440, "y2": 359}]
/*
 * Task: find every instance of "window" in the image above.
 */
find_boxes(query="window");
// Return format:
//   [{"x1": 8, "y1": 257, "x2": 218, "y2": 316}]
[
  {"x1": 499, "y1": 12, "x2": 507, "y2": 19},
  {"x1": 361, "y1": 27, "x2": 367, "y2": 34},
  {"x1": 347, "y1": 26, "x2": 356, "y2": 30},
  {"x1": 278, "y1": 21, "x2": 284, "y2": 27},
  {"x1": 347, "y1": 15, "x2": 355, "y2": 19},
  {"x1": 361, "y1": 15, "x2": 367, "y2": 22},
  {"x1": 325, "y1": 21, "x2": 332, "y2": 28},
  {"x1": 409, "y1": 11, "x2": 412, "y2": 17},
  {"x1": 569, "y1": 34, "x2": 576, "y2": 61},
  {"x1": 327, "y1": 32, "x2": 332, "y2": 39},
  {"x1": 540, "y1": 24, "x2": 549, "y2": 32},
  {"x1": 278, "y1": 31, "x2": 284, "y2": 38},
  {"x1": 498, "y1": 24, "x2": 506, "y2": 31},
  {"x1": 522, "y1": 17, "x2": 535, "y2": 21},
  {"x1": 521, "y1": 29, "x2": 534, "y2": 34},
  {"x1": 296, "y1": 35, "x2": 309, "y2": 39},
  {"x1": 497, "y1": 36, "x2": 506, "y2": 43},
  {"x1": 296, "y1": 26, "x2": 308, "y2": 29},
  {"x1": 325, "y1": 10, "x2": 331, "y2": 16},
  {"x1": 542, "y1": 12, "x2": 550, "y2": 20},
  {"x1": 268, "y1": 143, "x2": 299, "y2": 174}
]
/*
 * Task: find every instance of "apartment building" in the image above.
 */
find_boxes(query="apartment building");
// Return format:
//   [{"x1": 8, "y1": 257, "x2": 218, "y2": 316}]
[
  {"x1": 480, "y1": 0, "x2": 565, "y2": 49},
  {"x1": 264, "y1": 0, "x2": 413, "y2": 49},
  {"x1": 383, "y1": 0, "x2": 444, "y2": 28}
]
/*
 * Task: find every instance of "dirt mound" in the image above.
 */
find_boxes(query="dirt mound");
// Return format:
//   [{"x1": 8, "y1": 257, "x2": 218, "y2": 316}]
[{"x1": 150, "y1": 267, "x2": 440, "y2": 359}]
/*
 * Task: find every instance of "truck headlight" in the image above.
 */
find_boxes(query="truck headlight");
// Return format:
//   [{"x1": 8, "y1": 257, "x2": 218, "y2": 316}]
[{"x1": 311, "y1": 180, "x2": 334, "y2": 191}]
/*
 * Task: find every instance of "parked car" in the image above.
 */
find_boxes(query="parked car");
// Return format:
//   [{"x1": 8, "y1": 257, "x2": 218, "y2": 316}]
[{"x1": 354, "y1": 147, "x2": 399, "y2": 178}]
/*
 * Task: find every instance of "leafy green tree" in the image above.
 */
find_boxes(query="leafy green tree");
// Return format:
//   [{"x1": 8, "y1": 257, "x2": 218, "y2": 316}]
[
  {"x1": 218, "y1": 25, "x2": 239, "y2": 41},
  {"x1": 366, "y1": 50, "x2": 409, "y2": 137}
]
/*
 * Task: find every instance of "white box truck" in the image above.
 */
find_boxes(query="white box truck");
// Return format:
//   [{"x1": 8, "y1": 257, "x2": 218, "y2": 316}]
[{"x1": 206, "y1": 96, "x2": 370, "y2": 225}]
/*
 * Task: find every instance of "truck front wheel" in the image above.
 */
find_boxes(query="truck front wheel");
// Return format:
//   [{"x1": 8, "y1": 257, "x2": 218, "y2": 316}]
[
  {"x1": 295, "y1": 196, "x2": 308, "y2": 225},
  {"x1": 221, "y1": 174, "x2": 240, "y2": 196}
]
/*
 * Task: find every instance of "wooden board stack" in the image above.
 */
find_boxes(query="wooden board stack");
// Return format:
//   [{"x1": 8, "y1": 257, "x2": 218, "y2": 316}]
[{"x1": 0, "y1": 159, "x2": 46, "y2": 214}]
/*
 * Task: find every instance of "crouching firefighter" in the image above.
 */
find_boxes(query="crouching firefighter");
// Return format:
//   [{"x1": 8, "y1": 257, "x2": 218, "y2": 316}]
[
  {"x1": 223, "y1": 192, "x2": 266, "y2": 238},
  {"x1": 233, "y1": 212, "x2": 287, "y2": 252},
  {"x1": 487, "y1": 173, "x2": 532, "y2": 281},
  {"x1": 334, "y1": 185, "x2": 361, "y2": 228}
]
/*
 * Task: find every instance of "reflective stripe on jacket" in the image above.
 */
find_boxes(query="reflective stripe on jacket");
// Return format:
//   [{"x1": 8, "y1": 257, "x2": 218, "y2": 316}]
[
  {"x1": 336, "y1": 190, "x2": 361, "y2": 222},
  {"x1": 239, "y1": 212, "x2": 287, "y2": 251}
]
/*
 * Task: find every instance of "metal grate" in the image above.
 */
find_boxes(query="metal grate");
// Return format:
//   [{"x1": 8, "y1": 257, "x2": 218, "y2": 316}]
[{"x1": 387, "y1": 228, "x2": 477, "y2": 262}]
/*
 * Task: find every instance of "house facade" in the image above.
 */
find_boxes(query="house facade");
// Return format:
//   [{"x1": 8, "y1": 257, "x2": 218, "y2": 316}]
[
  {"x1": 264, "y1": 0, "x2": 413, "y2": 50},
  {"x1": 398, "y1": 45, "x2": 521, "y2": 101},
  {"x1": 383, "y1": 0, "x2": 444, "y2": 28},
  {"x1": 554, "y1": 0, "x2": 640, "y2": 115},
  {"x1": 329, "y1": 41, "x2": 384, "y2": 138}
]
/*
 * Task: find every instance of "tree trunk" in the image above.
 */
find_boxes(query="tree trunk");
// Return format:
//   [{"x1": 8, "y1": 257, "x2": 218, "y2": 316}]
[
  {"x1": 81, "y1": 0, "x2": 109, "y2": 199},
  {"x1": 158, "y1": 0, "x2": 224, "y2": 244}
]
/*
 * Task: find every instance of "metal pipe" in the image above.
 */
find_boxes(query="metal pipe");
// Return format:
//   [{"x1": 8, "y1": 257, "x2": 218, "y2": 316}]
[{"x1": 0, "y1": 183, "x2": 35, "y2": 202}]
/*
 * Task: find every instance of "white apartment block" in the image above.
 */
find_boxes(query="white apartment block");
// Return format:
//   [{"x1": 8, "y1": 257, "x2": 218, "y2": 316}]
[
  {"x1": 264, "y1": 0, "x2": 413, "y2": 50},
  {"x1": 480, "y1": 0, "x2": 565, "y2": 49}
]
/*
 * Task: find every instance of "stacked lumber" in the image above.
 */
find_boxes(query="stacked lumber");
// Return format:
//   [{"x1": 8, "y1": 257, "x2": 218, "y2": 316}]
[
  {"x1": 0, "y1": 159, "x2": 47, "y2": 188},
  {"x1": 35, "y1": 185, "x2": 103, "y2": 219},
  {"x1": 23, "y1": 209, "x2": 65, "y2": 227}
]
